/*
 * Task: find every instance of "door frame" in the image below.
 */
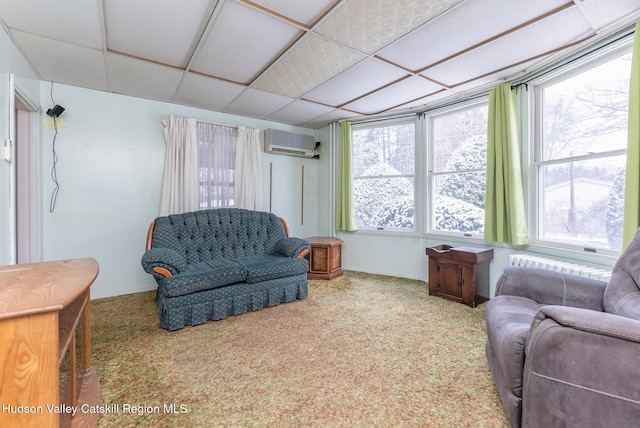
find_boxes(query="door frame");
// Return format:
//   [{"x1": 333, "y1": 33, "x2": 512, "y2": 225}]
[{"x1": 13, "y1": 80, "x2": 41, "y2": 264}]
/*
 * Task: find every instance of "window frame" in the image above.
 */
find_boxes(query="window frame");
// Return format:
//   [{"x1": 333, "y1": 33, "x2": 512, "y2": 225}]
[
  {"x1": 350, "y1": 116, "x2": 418, "y2": 233},
  {"x1": 528, "y1": 40, "x2": 633, "y2": 255},
  {"x1": 425, "y1": 97, "x2": 489, "y2": 239}
]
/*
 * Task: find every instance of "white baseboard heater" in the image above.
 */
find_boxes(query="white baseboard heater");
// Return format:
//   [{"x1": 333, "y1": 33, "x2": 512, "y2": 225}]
[{"x1": 508, "y1": 254, "x2": 612, "y2": 282}]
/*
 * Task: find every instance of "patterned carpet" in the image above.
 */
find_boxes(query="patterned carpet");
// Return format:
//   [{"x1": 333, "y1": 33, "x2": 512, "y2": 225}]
[{"x1": 85, "y1": 271, "x2": 510, "y2": 427}]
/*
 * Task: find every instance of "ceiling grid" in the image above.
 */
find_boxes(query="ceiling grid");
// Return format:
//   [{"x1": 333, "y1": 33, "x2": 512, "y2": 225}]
[{"x1": 0, "y1": 0, "x2": 638, "y2": 128}]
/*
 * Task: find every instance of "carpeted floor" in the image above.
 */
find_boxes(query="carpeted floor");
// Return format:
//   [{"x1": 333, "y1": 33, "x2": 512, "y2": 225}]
[{"x1": 84, "y1": 271, "x2": 510, "y2": 427}]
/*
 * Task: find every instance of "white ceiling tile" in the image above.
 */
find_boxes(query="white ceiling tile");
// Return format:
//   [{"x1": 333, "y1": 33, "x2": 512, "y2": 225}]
[
  {"x1": 172, "y1": 72, "x2": 246, "y2": 111},
  {"x1": 252, "y1": 33, "x2": 366, "y2": 98},
  {"x1": 12, "y1": 30, "x2": 108, "y2": 90},
  {"x1": 304, "y1": 58, "x2": 408, "y2": 106},
  {"x1": 377, "y1": 0, "x2": 569, "y2": 72},
  {"x1": 0, "y1": 0, "x2": 102, "y2": 48},
  {"x1": 191, "y1": 1, "x2": 301, "y2": 83},
  {"x1": 317, "y1": 0, "x2": 462, "y2": 54},
  {"x1": 343, "y1": 76, "x2": 443, "y2": 114},
  {"x1": 407, "y1": 58, "x2": 540, "y2": 110},
  {"x1": 266, "y1": 99, "x2": 337, "y2": 125},
  {"x1": 423, "y1": 7, "x2": 594, "y2": 86},
  {"x1": 242, "y1": 0, "x2": 337, "y2": 26},
  {"x1": 577, "y1": 0, "x2": 640, "y2": 32},
  {"x1": 224, "y1": 88, "x2": 294, "y2": 118},
  {"x1": 301, "y1": 109, "x2": 362, "y2": 128},
  {"x1": 107, "y1": 53, "x2": 184, "y2": 102},
  {"x1": 104, "y1": 0, "x2": 214, "y2": 67}
]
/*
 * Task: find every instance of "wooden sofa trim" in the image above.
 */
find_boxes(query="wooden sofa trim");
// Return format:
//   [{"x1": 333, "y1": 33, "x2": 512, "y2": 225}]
[
  {"x1": 146, "y1": 220, "x2": 156, "y2": 251},
  {"x1": 278, "y1": 217, "x2": 290, "y2": 237},
  {"x1": 153, "y1": 267, "x2": 172, "y2": 278}
]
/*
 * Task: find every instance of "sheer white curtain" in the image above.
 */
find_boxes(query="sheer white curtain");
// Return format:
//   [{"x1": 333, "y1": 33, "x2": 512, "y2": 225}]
[
  {"x1": 235, "y1": 126, "x2": 264, "y2": 210},
  {"x1": 159, "y1": 116, "x2": 199, "y2": 216},
  {"x1": 198, "y1": 122, "x2": 237, "y2": 209}
]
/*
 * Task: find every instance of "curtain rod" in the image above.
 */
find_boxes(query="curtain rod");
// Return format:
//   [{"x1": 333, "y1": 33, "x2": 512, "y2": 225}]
[
  {"x1": 339, "y1": 88, "x2": 493, "y2": 127},
  {"x1": 195, "y1": 118, "x2": 239, "y2": 130},
  {"x1": 342, "y1": 112, "x2": 419, "y2": 126},
  {"x1": 417, "y1": 90, "x2": 490, "y2": 114}
]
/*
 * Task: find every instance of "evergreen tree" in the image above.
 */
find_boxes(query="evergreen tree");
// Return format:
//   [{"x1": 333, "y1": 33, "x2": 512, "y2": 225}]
[
  {"x1": 438, "y1": 134, "x2": 487, "y2": 210},
  {"x1": 353, "y1": 163, "x2": 414, "y2": 228},
  {"x1": 434, "y1": 195, "x2": 484, "y2": 233},
  {"x1": 606, "y1": 169, "x2": 625, "y2": 250}
]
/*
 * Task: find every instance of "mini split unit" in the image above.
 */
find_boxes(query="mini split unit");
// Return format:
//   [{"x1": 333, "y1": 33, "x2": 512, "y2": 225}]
[{"x1": 264, "y1": 129, "x2": 317, "y2": 158}]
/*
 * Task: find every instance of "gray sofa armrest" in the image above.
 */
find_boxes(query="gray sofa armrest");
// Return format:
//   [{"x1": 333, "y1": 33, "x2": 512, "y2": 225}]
[
  {"x1": 532, "y1": 305, "x2": 640, "y2": 344},
  {"x1": 522, "y1": 305, "x2": 640, "y2": 427},
  {"x1": 495, "y1": 266, "x2": 606, "y2": 311},
  {"x1": 272, "y1": 237, "x2": 311, "y2": 259},
  {"x1": 141, "y1": 247, "x2": 187, "y2": 278}
]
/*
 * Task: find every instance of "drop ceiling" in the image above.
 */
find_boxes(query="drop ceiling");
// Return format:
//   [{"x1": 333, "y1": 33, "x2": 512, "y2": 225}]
[{"x1": 1, "y1": 0, "x2": 638, "y2": 129}]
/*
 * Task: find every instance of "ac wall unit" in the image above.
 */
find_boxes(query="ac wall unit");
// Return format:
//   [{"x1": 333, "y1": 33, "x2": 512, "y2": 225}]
[{"x1": 264, "y1": 129, "x2": 316, "y2": 158}]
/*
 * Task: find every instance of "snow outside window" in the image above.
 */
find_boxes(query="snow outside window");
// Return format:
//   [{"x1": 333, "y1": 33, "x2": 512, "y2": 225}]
[
  {"x1": 352, "y1": 119, "x2": 416, "y2": 230},
  {"x1": 533, "y1": 47, "x2": 631, "y2": 252},
  {"x1": 428, "y1": 101, "x2": 488, "y2": 236}
]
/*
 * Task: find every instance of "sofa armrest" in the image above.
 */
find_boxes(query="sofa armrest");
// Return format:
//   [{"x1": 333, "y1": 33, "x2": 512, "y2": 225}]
[
  {"x1": 531, "y1": 305, "x2": 640, "y2": 344},
  {"x1": 522, "y1": 305, "x2": 640, "y2": 427},
  {"x1": 272, "y1": 237, "x2": 311, "y2": 259},
  {"x1": 141, "y1": 248, "x2": 187, "y2": 278},
  {"x1": 495, "y1": 266, "x2": 606, "y2": 311}
]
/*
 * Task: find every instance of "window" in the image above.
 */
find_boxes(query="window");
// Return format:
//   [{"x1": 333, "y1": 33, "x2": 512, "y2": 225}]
[
  {"x1": 534, "y1": 48, "x2": 631, "y2": 251},
  {"x1": 352, "y1": 119, "x2": 416, "y2": 230},
  {"x1": 198, "y1": 123, "x2": 237, "y2": 209},
  {"x1": 428, "y1": 101, "x2": 488, "y2": 235}
]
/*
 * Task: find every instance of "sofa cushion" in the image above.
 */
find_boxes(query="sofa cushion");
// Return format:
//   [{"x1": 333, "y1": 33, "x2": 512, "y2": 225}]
[
  {"x1": 236, "y1": 255, "x2": 310, "y2": 284},
  {"x1": 159, "y1": 258, "x2": 247, "y2": 298},
  {"x1": 485, "y1": 295, "x2": 540, "y2": 397}
]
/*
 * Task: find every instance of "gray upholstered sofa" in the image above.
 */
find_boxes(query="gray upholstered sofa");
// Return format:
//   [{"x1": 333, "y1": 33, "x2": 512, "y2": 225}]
[
  {"x1": 485, "y1": 229, "x2": 640, "y2": 427},
  {"x1": 141, "y1": 208, "x2": 310, "y2": 331}
]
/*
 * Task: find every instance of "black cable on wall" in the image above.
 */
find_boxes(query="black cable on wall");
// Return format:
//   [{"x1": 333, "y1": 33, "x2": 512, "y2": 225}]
[{"x1": 47, "y1": 82, "x2": 65, "y2": 213}]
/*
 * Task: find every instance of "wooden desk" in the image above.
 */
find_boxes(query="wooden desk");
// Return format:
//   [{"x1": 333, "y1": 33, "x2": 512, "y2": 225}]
[
  {"x1": 0, "y1": 258, "x2": 101, "y2": 427},
  {"x1": 305, "y1": 237, "x2": 343, "y2": 280}
]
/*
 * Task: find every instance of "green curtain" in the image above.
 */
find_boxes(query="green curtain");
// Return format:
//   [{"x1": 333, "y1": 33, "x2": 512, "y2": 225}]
[
  {"x1": 336, "y1": 121, "x2": 358, "y2": 231},
  {"x1": 623, "y1": 22, "x2": 640, "y2": 248},
  {"x1": 484, "y1": 83, "x2": 529, "y2": 245}
]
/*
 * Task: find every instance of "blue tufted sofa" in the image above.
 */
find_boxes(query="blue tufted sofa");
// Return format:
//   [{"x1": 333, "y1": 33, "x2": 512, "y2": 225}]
[{"x1": 141, "y1": 208, "x2": 311, "y2": 330}]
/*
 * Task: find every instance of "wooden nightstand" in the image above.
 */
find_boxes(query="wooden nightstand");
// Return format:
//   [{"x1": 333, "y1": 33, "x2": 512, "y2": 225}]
[
  {"x1": 305, "y1": 236, "x2": 344, "y2": 280},
  {"x1": 426, "y1": 245, "x2": 493, "y2": 308}
]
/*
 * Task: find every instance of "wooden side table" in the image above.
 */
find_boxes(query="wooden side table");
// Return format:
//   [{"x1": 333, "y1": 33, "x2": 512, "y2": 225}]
[
  {"x1": 426, "y1": 245, "x2": 493, "y2": 308},
  {"x1": 305, "y1": 236, "x2": 343, "y2": 280}
]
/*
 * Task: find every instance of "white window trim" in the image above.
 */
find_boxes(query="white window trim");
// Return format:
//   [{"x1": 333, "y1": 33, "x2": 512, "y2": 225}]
[
  {"x1": 425, "y1": 97, "x2": 489, "y2": 239},
  {"x1": 527, "y1": 40, "x2": 633, "y2": 256},
  {"x1": 351, "y1": 116, "x2": 418, "y2": 233}
]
